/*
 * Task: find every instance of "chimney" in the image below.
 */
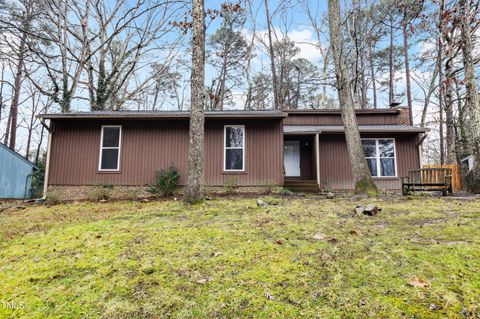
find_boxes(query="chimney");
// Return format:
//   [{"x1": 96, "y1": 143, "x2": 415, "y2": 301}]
[{"x1": 396, "y1": 106, "x2": 411, "y2": 125}]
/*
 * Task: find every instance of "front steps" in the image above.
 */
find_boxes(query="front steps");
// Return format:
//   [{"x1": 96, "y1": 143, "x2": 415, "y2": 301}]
[{"x1": 284, "y1": 179, "x2": 320, "y2": 193}]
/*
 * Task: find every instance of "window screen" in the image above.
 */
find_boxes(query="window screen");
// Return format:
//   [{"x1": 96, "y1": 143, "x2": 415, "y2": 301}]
[
  {"x1": 362, "y1": 139, "x2": 396, "y2": 177},
  {"x1": 224, "y1": 126, "x2": 244, "y2": 171},
  {"x1": 99, "y1": 126, "x2": 121, "y2": 170}
]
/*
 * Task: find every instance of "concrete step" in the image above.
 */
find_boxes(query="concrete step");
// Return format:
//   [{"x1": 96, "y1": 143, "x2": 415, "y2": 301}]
[
  {"x1": 284, "y1": 179, "x2": 317, "y2": 184},
  {"x1": 284, "y1": 180, "x2": 320, "y2": 193},
  {"x1": 287, "y1": 188, "x2": 321, "y2": 193}
]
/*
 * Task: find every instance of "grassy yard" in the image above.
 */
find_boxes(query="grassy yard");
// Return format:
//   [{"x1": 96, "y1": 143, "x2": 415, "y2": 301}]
[{"x1": 0, "y1": 196, "x2": 479, "y2": 318}]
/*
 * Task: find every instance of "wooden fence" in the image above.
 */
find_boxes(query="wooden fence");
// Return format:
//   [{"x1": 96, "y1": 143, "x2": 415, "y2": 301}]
[{"x1": 423, "y1": 164, "x2": 463, "y2": 191}]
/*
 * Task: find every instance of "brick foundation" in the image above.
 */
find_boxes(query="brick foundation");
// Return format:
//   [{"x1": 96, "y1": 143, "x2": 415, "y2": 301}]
[{"x1": 47, "y1": 185, "x2": 282, "y2": 201}]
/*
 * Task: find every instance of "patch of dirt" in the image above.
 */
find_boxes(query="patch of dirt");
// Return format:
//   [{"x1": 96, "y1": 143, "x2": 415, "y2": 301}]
[
  {"x1": 405, "y1": 218, "x2": 446, "y2": 227},
  {"x1": 256, "y1": 217, "x2": 273, "y2": 226},
  {"x1": 432, "y1": 239, "x2": 474, "y2": 245},
  {"x1": 390, "y1": 210, "x2": 411, "y2": 216}
]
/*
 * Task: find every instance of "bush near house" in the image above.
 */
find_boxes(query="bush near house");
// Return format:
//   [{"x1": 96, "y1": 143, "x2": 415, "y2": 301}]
[
  {"x1": 148, "y1": 166, "x2": 180, "y2": 196},
  {"x1": 0, "y1": 197, "x2": 479, "y2": 318}
]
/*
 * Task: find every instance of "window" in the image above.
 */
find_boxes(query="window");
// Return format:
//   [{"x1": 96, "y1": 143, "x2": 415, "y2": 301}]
[
  {"x1": 362, "y1": 138, "x2": 396, "y2": 177},
  {"x1": 99, "y1": 126, "x2": 121, "y2": 171},
  {"x1": 224, "y1": 125, "x2": 245, "y2": 171}
]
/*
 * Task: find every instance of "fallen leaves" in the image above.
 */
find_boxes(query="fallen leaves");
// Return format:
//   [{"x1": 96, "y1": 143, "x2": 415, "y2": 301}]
[
  {"x1": 408, "y1": 276, "x2": 428, "y2": 288},
  {"x1": 264, "y1": 292, "x2": 275, "y2": 301},
  {"x1": 312, "y1": 233, "x2": 326, "y2": 241}
]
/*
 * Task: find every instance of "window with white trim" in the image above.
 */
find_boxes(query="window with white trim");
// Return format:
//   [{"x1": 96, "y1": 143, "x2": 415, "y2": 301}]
[
  {"x1": 99, "y1": 126, "x2": 121, "y2": 171},
  {"x1": 224, "y1": 125, "x2": 245, "y2": 171},
  {"x1": 362, "y1": 138, "x2": 396, "y2": 177}
]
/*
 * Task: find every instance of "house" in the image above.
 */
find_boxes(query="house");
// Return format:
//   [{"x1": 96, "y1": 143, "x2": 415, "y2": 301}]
[
  {"x1": 0, "y1": 143, "x2": 39, "y2": 199},
  {"x1": 38, "y1": 106, "x2": 426, "y2": 200}
]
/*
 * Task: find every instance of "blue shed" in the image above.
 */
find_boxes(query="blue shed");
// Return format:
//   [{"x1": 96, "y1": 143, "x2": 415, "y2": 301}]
[{"x1": 0, "y1": 143, "x2": 39, "y2": 199}]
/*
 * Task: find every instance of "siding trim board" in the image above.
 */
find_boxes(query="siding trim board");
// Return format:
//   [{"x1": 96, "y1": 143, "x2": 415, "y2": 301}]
[{"x1": 40, "y1": 110, "x2": 288, "y2": 120}]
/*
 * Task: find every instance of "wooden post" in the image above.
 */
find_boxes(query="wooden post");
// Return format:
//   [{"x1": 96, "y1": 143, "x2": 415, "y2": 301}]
[{"x1": 43, "y1": 129, "x2": 52, "y2": 199}]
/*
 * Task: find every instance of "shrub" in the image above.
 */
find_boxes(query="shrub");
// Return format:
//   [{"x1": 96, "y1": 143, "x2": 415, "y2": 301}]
[
  {"x1": 259, "y1": 180, "x2": 274, "y2": 194},
  {"x1": 91, "y1": 184, "x2": 113, "y2": 201},
  {"x1": 125, "y1": 188, "x2": 141, "y2": 201},
  {"x1": 148, "y1": 166, "x2": 180, "y2": 196},
  {"x1": 224, "y1": 176, "x2": 238, "y2": 195},
  {"x1": 45, "y1": 192, "x2": 61, "y2": 205},
  {"x1": 278, "y1": 187, "x2": 293, "y2": 197},
  {"x1": 465, "y1": 167, "x2": 480, "y2": 194},
  {"x1": 321, "y1": 181, "x2": 332, "y2": 193}
]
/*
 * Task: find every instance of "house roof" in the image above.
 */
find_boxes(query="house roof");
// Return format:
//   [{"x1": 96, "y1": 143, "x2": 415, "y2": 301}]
[
  {"x1": 38, "y1": 110, "x2": 288, "y2": 120},
  {"x1": 283, "y1": 125, "x2": 428, "y2": 134},
  {"x1": 285, "y1": 108, "x2": 403, "y2": 114},
  {"x1": 0, "y1": 143, "x2": 39, "y2": 170}
]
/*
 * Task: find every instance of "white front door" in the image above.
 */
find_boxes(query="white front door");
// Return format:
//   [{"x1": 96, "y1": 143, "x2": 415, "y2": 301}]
[{"x1": 284, "y1": 141, "x2": 300, "y2": 177}]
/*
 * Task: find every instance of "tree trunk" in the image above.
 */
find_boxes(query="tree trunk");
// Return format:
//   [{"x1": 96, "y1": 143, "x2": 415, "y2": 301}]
[
  {"x1": 328, "y1": 0, "x2": 377, "y2": 194},
  {"x1": 244, "y1": 3, "x2": 256, "y2": 111},
  {"x1": 184, "y1": 0, "x2": 206, "y2": 203},
  {"x1": 459, "y1": 0, "x2": 480, "y2": 157},
  {"x1": 359, "y1": 49, "x2": 367, "y2": 109},
  {"x1": 0, "y1": 63, "x2": 4, "y2": 126},
  {"x1": 439, "y1": 71, "x2": 445, "y2": 165},
  {"x1": 25, "y1": 98, "x2": 36, "y2": 159},
  {"x1": 218, "y1": 59, "x2": 227, "y2": 110},
  {"x1": 4, "y1": 112, "x2": 11, "y2": 145},
  {"x1": 444, "y1": 52, "x2": 457, "y2": 164},
  {"x1": 402, "y1": 16, "x2": 413, "y2": 124},
  {"x1": 35, "y1": 123, "x2": 45, "y2": 166},
  {"x1": 420, "y1": 57, "x2": 439, "y2": 128},
  {"x1": 459, "y1": 0, "x2": 480, "y2": 192},
  {"x1": 455, "y1": 80, "x2": 467, "y2": 157},
  {"x1": 8, "y1": 30, "x2": 27, "y2": 150},
  {"x1": 388, "y1": 14, "x2": 394, "y2": 105},
  {"x1": 438, "y1": 6, "x2": 445, "y2": 165},
  {"x1": 264, "y1": 0, "x2": 280, "y2": 109}
]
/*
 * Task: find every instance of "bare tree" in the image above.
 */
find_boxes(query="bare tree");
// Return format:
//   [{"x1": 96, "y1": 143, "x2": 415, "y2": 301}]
[
  {"x1": 263, "y1": 0, "x2": 280, "y2": 109},
  {"x1": 434, "y1": 0, "x2": 456, "y2": 164},
  {"x1": 328, "y1": 0, "x2": 377, "y2": 194},
  {"x1": 459, "y1": 0, "x2": 480, "y2": 191},
  {"x1": 18, "y1": 0, "x2": 184, "y2": 112},
  {"x1": 0, "y1": 0, "x2": 37, "y2": 149},
  {"x1": 301, "y1": 0, "x2": 333, "y2": 107},
  {"x1": 399, "y1": 0, "x2": 424, "y2": 124},
  {"x1": 184, "y1": 0, "x2": 205, "y2": 203},
  {"x1": 207, "y1": 1, "x2": 250, "y2": 110}
]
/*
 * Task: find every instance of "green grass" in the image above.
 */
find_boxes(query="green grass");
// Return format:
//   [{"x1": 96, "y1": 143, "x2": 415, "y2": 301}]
[{"x1": 0, "y1": 196, "x2": 479, "y2": 318}]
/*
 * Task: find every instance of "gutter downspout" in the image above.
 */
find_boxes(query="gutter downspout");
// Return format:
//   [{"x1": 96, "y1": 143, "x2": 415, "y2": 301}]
[
  {"x1": 417, "y1": 133, "x2": 428, "y2": 168},
  {"x1": 24, "y1": 169, "x2": 40, "y2": 199},
  {"x1": 315, "y1": 132, "x2": 320, "y2": 189},
  {"x1": 40, "y1": 118, "x2": 52, "y2": 200}
]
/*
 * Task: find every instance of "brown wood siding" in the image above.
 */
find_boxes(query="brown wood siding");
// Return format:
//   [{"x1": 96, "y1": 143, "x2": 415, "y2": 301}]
[
  {"x1": 204, "y1": 119, "x2": 284, "y2": 186},
  {"x1": 48, "y1": 119, "x2": 283, "y2": 186},
  {"x1": 284, "y1": 113, "x2": 399, "y2": 125},
  {"x1": 318, "y1": 133, "x2": 420, "y2": 190}
]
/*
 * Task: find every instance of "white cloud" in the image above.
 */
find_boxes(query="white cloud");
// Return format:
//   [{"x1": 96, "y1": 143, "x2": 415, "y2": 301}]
[
  {"x1": 246, "y1": 27, "x2": 323, "y2": 64},
  {"x1": 287, "y1": 28, "x2": 322, "y2": 62}
]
